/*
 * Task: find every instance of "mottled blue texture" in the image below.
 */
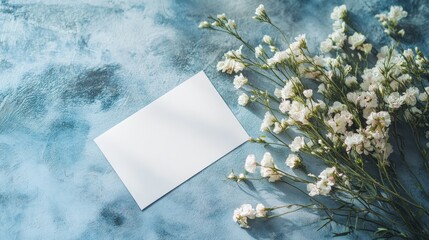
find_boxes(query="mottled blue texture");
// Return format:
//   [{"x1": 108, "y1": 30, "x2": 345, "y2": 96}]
[{"x1": 0, "y1": 0, "x2": 428, "y2": 239}]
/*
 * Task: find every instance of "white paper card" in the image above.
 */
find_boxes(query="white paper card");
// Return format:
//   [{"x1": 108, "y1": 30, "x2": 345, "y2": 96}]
[{"x1": 95, "y1": 71, "x2": 249, "y2": 210}]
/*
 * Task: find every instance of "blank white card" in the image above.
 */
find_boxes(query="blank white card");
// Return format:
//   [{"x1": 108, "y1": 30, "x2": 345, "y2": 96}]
[{"x1": 95, "y1": 71, "x2": 249, "y2": 210}]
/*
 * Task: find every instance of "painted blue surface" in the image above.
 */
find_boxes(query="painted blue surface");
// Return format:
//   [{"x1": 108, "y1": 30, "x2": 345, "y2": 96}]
[{"x1": 0, "y1": 0, "x2": 428, "y2": 239}]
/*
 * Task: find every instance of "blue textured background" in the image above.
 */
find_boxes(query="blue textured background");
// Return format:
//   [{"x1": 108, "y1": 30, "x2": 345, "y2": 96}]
[{"x1": 1, "y1": 0, "x2": 428, "y2": 239}]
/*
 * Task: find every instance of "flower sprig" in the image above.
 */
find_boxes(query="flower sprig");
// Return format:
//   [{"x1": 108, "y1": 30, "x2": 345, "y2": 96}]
[{"x1": 200, "y1": 4, "x2": 429, "y2": 239}]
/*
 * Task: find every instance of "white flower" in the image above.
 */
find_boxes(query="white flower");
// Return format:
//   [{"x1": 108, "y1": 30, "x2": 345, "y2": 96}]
[
  {"x1": 274, "y1": 88, "x2": 282, "y2": 98},
  {"x1": 217, "y1": 13, "x2": 227, "y2": 20},
  {"x1": 260, "y1": 152, "x2": 274, "y2": 168},
  {"x1": 255, "y1": 4, "x2": 265, "y2": 17},
  {"x1": 273, "y1": 122, "x2": 283, "y2": 134},
  {"x1": 295, "y1": 34, "x2": 307, "y2": 48},
  {"x1": 332, "y1": 20, "x2": 346, "y2": 32},
  {"x1": 260, "y1": 152, "x2": 283, "y2": 182},
  {"x1": 255, "y1": 204, "x2": 267, "y2": 218},
  {"x1": 233, "y1": 204, "x2": 256, "y2": 228},
  {"x1": 285, "y1": 154, "x2": 301, "y2": 169},
  {"x1": 344, "y1": 132, "x2": 367, "y2": 154},
  {"x1": 238, "y1": 93, "x2": 249, "y2": 106},
  {"x1": 316, "y1": 178, "x2": 333, "y2": 195},
  {"x1": 320, "y1": 38, "x2": 333, "y2": 53},
  {"x1": 263, "y1": 35, "x2": 273, "y2": 45},
  {"x1": 318, "y1": 83, "x2": 326, "y2": 94},
  {"x1": 388, "y1": 6, "x2": 408, "y2": 24},
  {"x1": 345, "y1": 76, "x2": 357, "y2": 87},
  {"x1": 330, "y1": 5, "x2": 347, "y2": 20},
  {"x1": 288, "y1": 101, "x2": 311, "y2": 125},
  {"x1": 403, "y1": 87, "x2": 419, "y2": 106},
  {"x1": 233, "y1": 73, "x2": 248, "y2": 89},
  {"x1": 244, "y1": 154, "x2": 257, "y2": 173},
  {"x1": 418, "y1": 87, "x2": 429, "y2": 101},
  {"x1": 307, "y1": 167, "x2": 339, "y2": 196},
  {"x1": 362, "y1": 43, "x2": 372, "y2": 54},
  {"x1": 238, "y1": 173, "x2": 246, "y2": 181},
  {"x1": 330, "y1": 30, "x2": 347, "y2": 48},
  {"x1": 228, "y1": 172, "x2": 236, "y2": 179},
  {"x1": 281, "y1": 81, "x2": 295, "y2": 99},
  {"x1": 366, "y1": 111, "x2": 391, "y2": 128},
  {"x1": 279, "y1": 100, "x2": 291, "y2": 113},
  {"x1": 217, "y1": 46, "x2": 245, "y2": 74},
  {"x1": 267, "y1": 50, "x2": 289, "y2": 66},
  {"x1": 260, "y1": 111, "x2": 276, "y2": 131},
  {"x1": 307, "y1": 183, "x2": 319, "y2": 196},
  {"x1": 198, "y1": 21, "x2": 210, "y2": 28},
  {"x1": 403, "y1": 49, "x2": 414, "y2": 59},
  {"x1": 289, "y1": 136, "x2": 305, "y2": 152},
  {"x1": 255, "y1": 45, "x2": 264, "y2": 57},
  {"x1": 227, "y1": 19, "x2": 237, "y2": 29},
  {"x1": 384, "y1": 92, "x2": 405, "y2": 109},
  {"x1": 303, "y1": 89, "x2": 313, "y2": 98},
  {"x1": 348, "y1": 32, "x2": 366, "y2": 50}
]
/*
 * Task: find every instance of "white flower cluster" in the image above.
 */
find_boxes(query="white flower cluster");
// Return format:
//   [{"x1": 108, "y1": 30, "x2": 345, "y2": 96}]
[
  {"x1": 375, "y1": 6, "x2": 408, "y2": 36},
  {"x1": 233, "y1": 203, "x2": 267, "y2": 228},
  {"x1": 321, "y1": 5, "x2": 372, "y2": 54},
  {"x1": 266, "y1": 34, "x2": 307, "y2": 67},
  {"x1": 216, "y1": 45, "x2": 245, "y2": 74},
  {"x1": 307, "y1": 167, "x2": 348, "y2": 196},
  {"x1": 285, "y1": 153, "x2": 301, "y2": 169},
  {"x1": 320, "y1": 5, "x2": 347, "y2": 52},
  {"x1": 376, "y1": 6, "x2": 408, "y2": 26},
  {"x1": 203, "y1": 3, "x2": 429, "y2": 232},
  {"x1": 244, "y1": 152, "x2": 285, "y2": 182}
]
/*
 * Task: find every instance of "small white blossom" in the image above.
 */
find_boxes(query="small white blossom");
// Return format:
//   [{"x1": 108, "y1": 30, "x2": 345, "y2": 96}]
[
  {"x1": 345, "y1": 76, "x2": 358, "y2": 87},
  {"x1": 288, "y1": 101, "x2": 311, "y2": 125},
  {"x1": 273, "y1": 122, "x2": 283, "y2": 134},
  {"x1": 233, "y1": 204, "x2": 256, "y2": 228},
  {"x1": 307, "y1": 183, "x2": 319, "y2": 196},
  {"x1": 255, "y1": 45, "x2": 264, "y2": 57},
  {"x1": 348, "y1": 32, "x2": 366, "y2": 50},
  {"x1": 285, "y1": 154, "x2": 301, "y2": 169},
  {"x1": 217, "y1": 13, "x2": 227, "y2": 20},
  {"x1": 217, "y1": 46, "x2": 245, "y2": 74},
  {"x1": 227, "y1": 19, "x2": 237, "y2": 29},
  {"x1": 260, "y1": 152, "x2": 283, "y2": 182},
  {"x1": 255, "y1": 204, "x2": 267, "y2": 218},
  {"x1": 260, "y1": 111, "x2": 276, "y2": 131},
  {"x1": 238, "y1": 173, "x2": 246, "y2": 181},
  {"x1": 366, "y1": 111, "x2": 391, "y2": 128},
  {"x1": 418, "y1": 87, "x2": 429, "y2": 101},
  {"x1": 244, "y1": 154, "x2": 257, "y2": 173},
  {"x1": 198, "y1": 21, "x2": 211, "y2": 28},
  {"x1": 388, "y1": 6, "x2": 408, "y2": 24},
  {"x1": 263, "y1": 35, "x2": 273, "y2": 45},
  {"x1": 403, "y1": 49, "x2": 414, "y2": 59},
  {"x1": 255, "y1": 4, "x2": 265, "y2": 17},
  {"x1": 403, "y1": 87, "x2": 419, "y2": 106},
  {"x1": 384, "y1": 92, "x2": 405, "y2": 109},
  {"x1": 330, "y1": 5, "x2": 347, "y2": 20},
  {"x1": 362, "y1": 43, "x2": 373, "y2": 54},
  {"x1": 228, "y1": 172, "x2": 236, "y2": 179},
  {"x1": 320, "y1": 38, "x2": 333, "y2": 53},
  {"x1": 289, "y1": 136, "x2": 305, "y2": 152},
  {"x1": 267, "y1": 50, "x2": 289, "y2": 66},
  {"x1": 238, "y1": 93, "x2": 249, "y2": 106},
  {"x1": 279, "y1": 100, "x2": 291, "y2": 113},
  {"x1": 330, "y1": 30, "x2": 347, "y2": 48},
  {"x1": 303, "y1": 89, "x2": 313, "y2": 98},
  {"x1": 233, "y1": 73, "x2": 248, "y2": 89}
]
